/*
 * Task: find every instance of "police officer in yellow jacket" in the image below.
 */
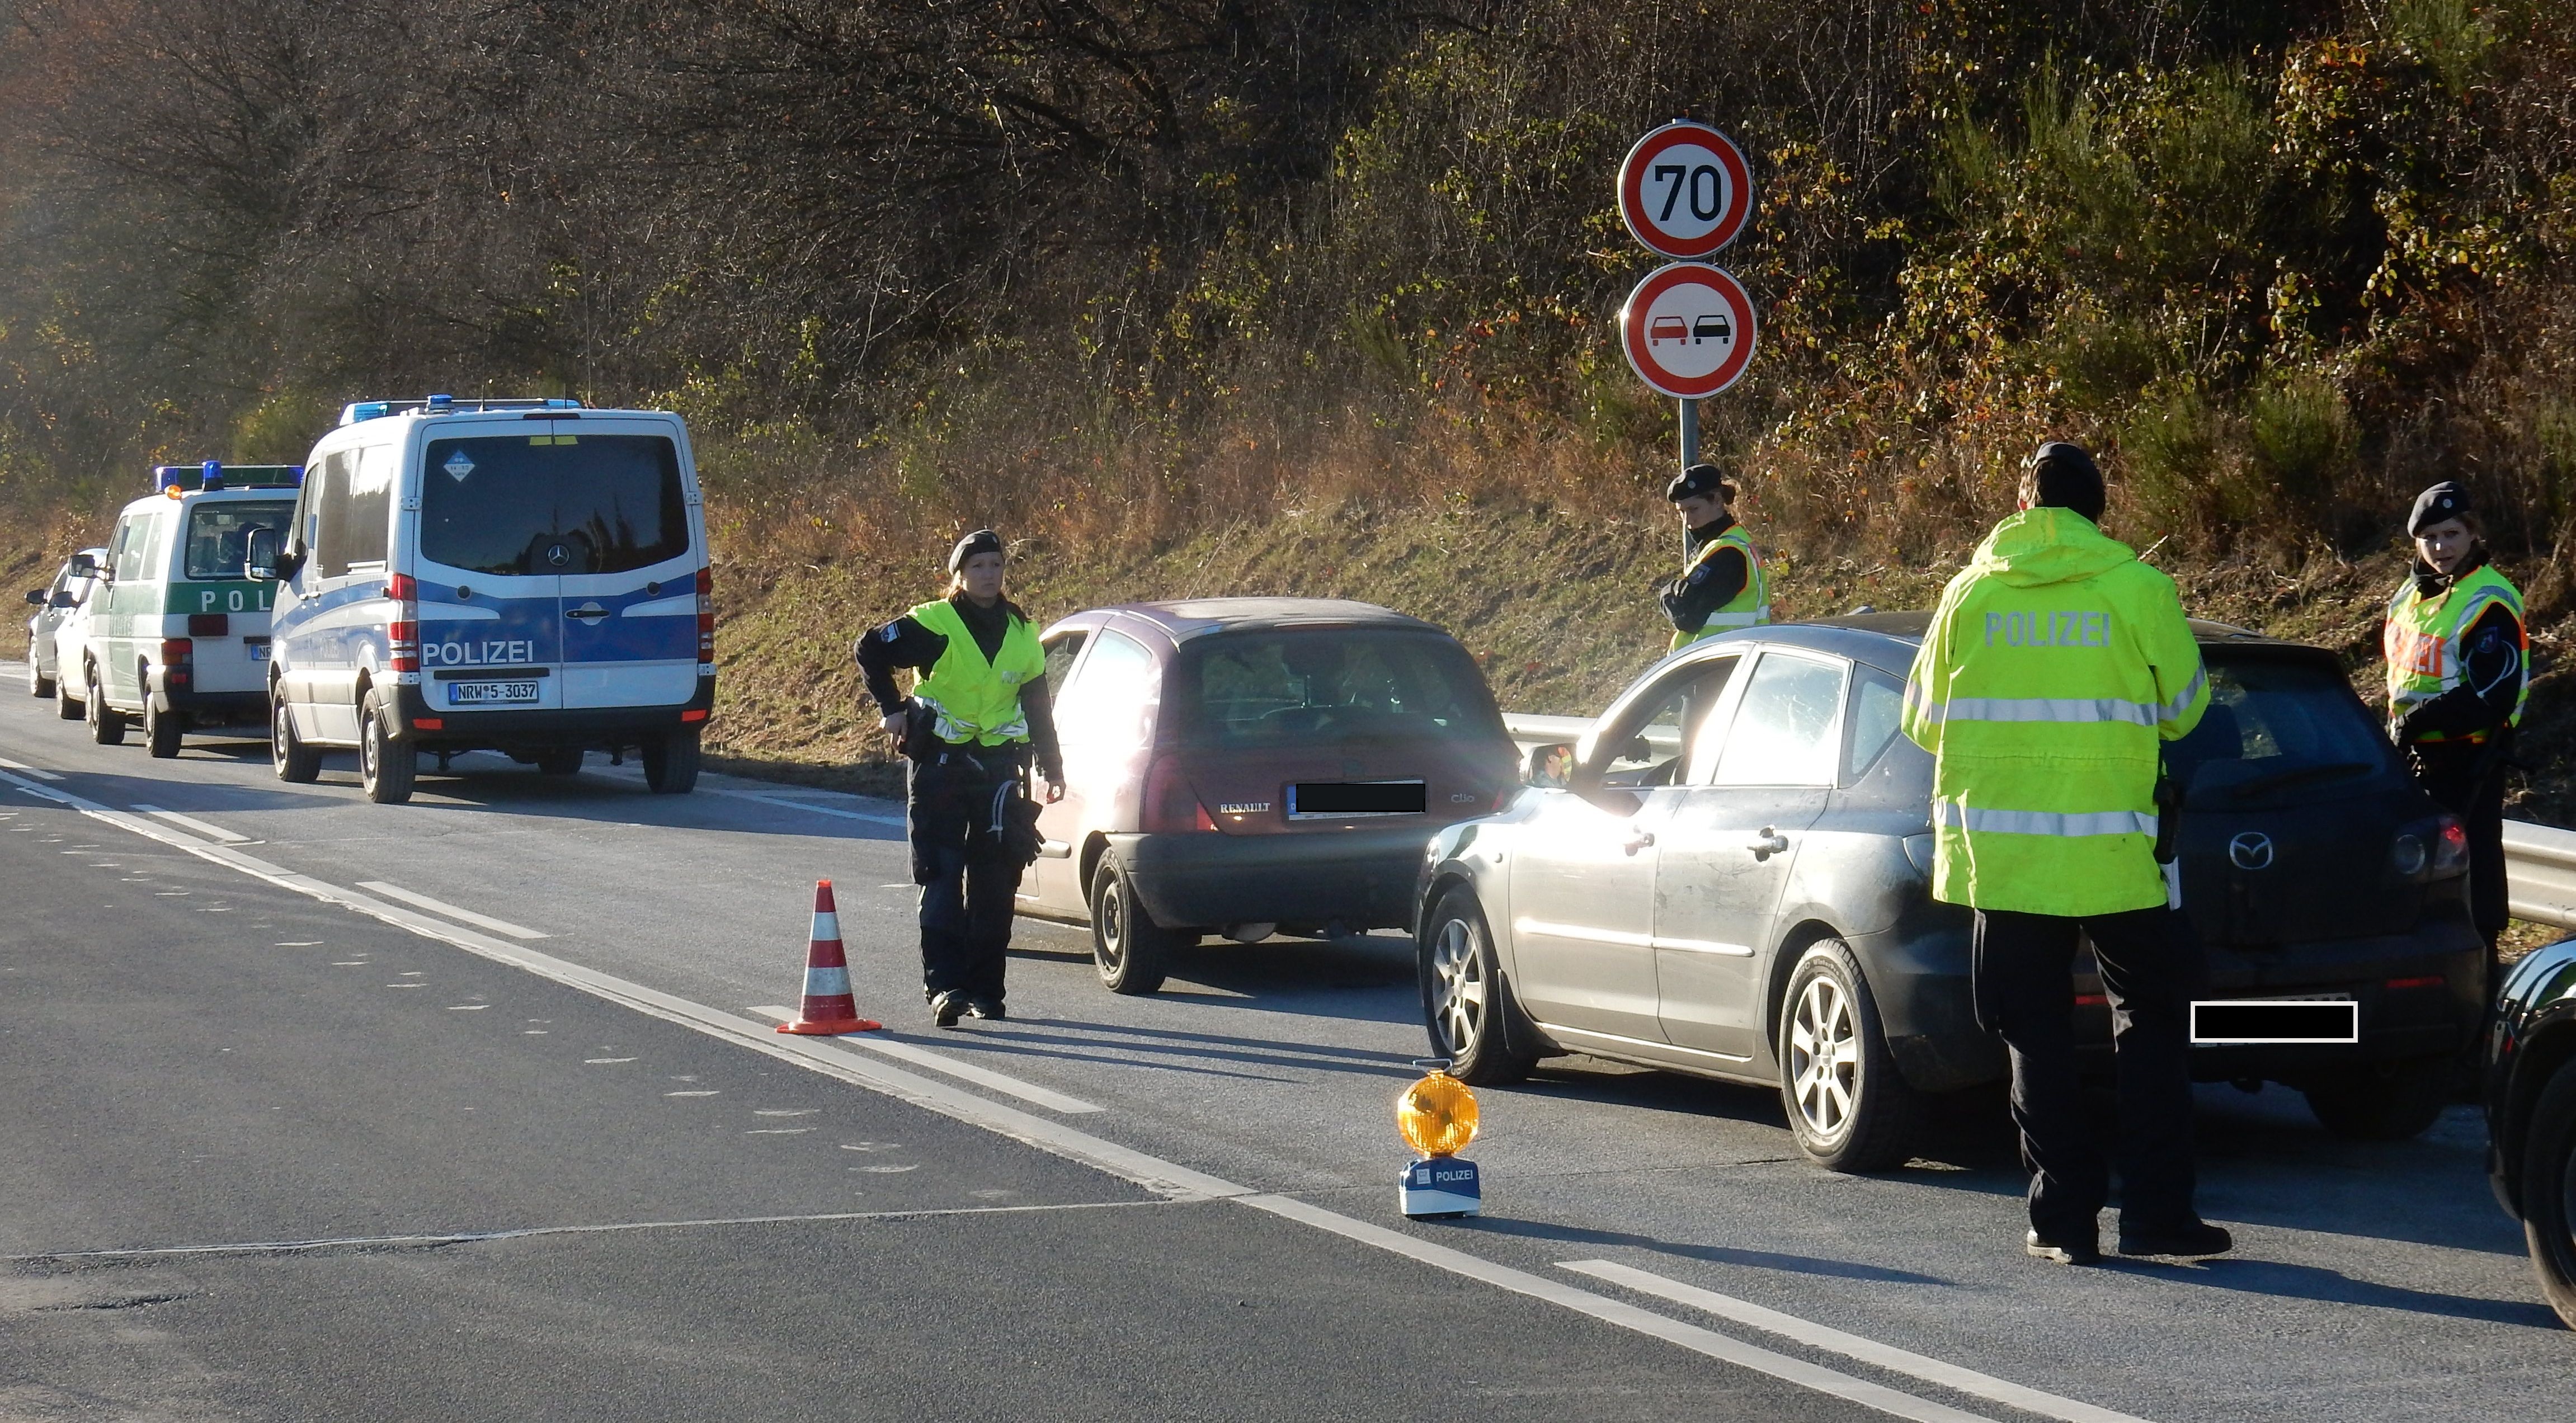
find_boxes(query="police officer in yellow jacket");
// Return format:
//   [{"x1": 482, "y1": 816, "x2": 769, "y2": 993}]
[
  {"x1": 1661, "y1": 462, "x2": 1769, "y2": 648},
  {"x1": 2385, "y1": 481, "x2": 2527, "y2": 970},
  {"x1": 1902, "y1": 442, "x2": 2229, "y2": 1265},
  {"x1": 856, "y1": 529, "x2": 1065, "y2": 1028}
]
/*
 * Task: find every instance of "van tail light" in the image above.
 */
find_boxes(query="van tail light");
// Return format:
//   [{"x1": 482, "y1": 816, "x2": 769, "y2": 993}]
[
  {"x1": 160, "y1": 638, "x2": 192, "y2": 687},
  {"x1": 1141, "y1": 755, "x2": 1217, "y2": 833},
  {"x1": 386, "y1": 573, "x2": 420, "y2": 672},
  {"x1": 695, "y1": 566, "x2": 714, "y2": 663}
]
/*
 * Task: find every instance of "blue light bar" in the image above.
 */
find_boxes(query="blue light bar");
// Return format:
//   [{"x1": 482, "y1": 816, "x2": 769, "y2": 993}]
[
  {"x1": 200, "y1": 459, "x2": 225, "y2": 491},
  {"x1": 340, "y1": 401, "x2": 393, "y2": 425},
  {"x1": 339, "y1": 395, "x2": 585, "y2": 426}
]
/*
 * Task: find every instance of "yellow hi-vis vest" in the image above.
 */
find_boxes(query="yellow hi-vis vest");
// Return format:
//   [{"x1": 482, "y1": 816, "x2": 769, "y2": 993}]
[
  {"x1": 1900, "y1": 508, "x2": 2208, "y2": 917},
  {"x1": 2384, "y1": 563, "x2": 2527, "y2": 744},
  {"x1": 907, "y1": 597, "x2": 1046, "y2": 746},
  {"x1": 1670, "y1": 523, "x2": 1771, "y2": 651}
]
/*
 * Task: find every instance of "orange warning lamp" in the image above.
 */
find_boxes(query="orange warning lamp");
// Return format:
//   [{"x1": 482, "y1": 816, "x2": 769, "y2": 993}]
[{"x1": 1396, "y1": 1059, "x2": 1478, "y2": 1159}]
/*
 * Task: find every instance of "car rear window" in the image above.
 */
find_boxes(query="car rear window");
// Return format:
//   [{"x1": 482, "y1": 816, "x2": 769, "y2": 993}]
[
  {"x1": 2167, "y1": 656, "x2": 2395, "y2": 794},
  {"x1": 184, "y1": 501, "x2": 295, "y2": 580},
  {"x1": 419, "y1": 434, "x2": 689, "y2": 576},
  {"x1": 1172, "y1": 629, "x2": 1505, "y2": 749}
]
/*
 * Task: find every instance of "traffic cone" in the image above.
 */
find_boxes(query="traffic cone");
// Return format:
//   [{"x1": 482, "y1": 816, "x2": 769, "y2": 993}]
[{"x1": 775, "y1": 880, "x2": 881, "y2": 1035}]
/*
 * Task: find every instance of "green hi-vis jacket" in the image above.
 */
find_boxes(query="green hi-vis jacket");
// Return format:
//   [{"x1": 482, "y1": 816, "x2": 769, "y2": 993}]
[
  {"x1": 1900, "y1": 508, "x2": 2208, "y2": 917},
  {"x1": 908, "y1": 598, "x2": 1046, "y2": 746},
  {"x1": 2384, "y1": 562, "x2": 2527, "y2": 744},
  {"x1": 1669, "y1": 522, "x2": 1772, "y2": 651}
]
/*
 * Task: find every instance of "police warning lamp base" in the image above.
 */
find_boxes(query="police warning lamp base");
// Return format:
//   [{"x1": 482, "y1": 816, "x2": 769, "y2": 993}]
[
  {"x1": 1400, "y1": 1157, "x2": 1482, "y2": 1219},
  {"x1": 775, "y1": 879, "x2": 883, "y2": 1035}
]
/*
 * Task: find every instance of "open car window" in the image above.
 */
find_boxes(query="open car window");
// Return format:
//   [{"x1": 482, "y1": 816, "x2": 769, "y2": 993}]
[{"x1": 1595, "y1": 656, "x2": 1739, "y2": 788}]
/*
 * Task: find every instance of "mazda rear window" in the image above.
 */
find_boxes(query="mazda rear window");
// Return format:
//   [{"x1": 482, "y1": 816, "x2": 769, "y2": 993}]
[
  {"x1": 1174, "y1": 629, "x2": 1505, "y2": 748},
  {"x1": 418, "y1": 435, "x2": 688, "y2": 576},
  {"x1": 2167, "y1": 656, "x2": 2397, "y2": 796}
]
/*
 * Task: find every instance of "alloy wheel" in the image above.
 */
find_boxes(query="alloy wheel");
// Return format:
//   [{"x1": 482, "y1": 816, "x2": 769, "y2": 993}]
[
  {"x1": 1788, "y1": 974, "x2": 1860, "y2": 1139},
  {"x1": 1430, "y1": 916, "x2": 1487, "y2": 1056}
]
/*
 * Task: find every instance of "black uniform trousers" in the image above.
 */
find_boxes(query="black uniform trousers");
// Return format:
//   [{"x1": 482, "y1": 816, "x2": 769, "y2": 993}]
[
  {"x1": 1973, "y1": 904, "x2": 2205, "y2": 1242},
  {"x1": 2410, "y1": 733, "x2": 2511, "y2": 948},
  {"x1": 907, "y1": 742, "x2": 1030, "y2": 1006}
]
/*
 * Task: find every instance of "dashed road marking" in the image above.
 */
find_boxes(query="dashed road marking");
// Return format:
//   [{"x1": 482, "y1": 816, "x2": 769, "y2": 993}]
[
  {"x1": 130, "y1": 805, "x2": 250, "y2": 844},
  {"x1": 0, "y1": 754, "x2": 64, "y2": 781},
  {"x1": 357, "y1": 880, "x2": 548, "y2": 939},
  {"x1": 705, "y1": 785, "x2": 907, "y2": 827}
]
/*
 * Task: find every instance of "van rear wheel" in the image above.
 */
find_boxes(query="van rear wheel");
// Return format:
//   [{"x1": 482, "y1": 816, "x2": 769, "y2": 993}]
[
  {"x1": 358, "y1": 689, "x2": 416, "y2": 804},
  {"x1": 271, "y1": 690, "x2": 320, "y2": 783},
  {"x1": 144, "y1": 699, "x2": 183, "y2": 758},
  {"x1": 643, "y1": 728, "x2": 700, "y2": 794}
]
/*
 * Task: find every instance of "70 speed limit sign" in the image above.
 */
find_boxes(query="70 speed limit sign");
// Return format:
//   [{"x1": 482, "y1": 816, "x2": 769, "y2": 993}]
[{"x1": 1617, "y1": 121, "x2": 1753, "y2": 259}]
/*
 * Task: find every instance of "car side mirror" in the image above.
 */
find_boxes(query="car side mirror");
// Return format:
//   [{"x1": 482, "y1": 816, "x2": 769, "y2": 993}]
[
  {"x1": 1524, "y1": 741, "x2": 1574, "y2": 789},
  {"x1": 25, "y1": 588, "x2": 45, "y2": 606},
  {"x1": 244, "y1": 527, "x2": 282, "y2": 582},
  {"x1": 66, "y1": 553, "x2": 98, "y2": 579}
]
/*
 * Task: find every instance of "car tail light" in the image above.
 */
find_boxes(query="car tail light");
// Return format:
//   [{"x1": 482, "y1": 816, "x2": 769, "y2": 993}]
[
  {"x1": 695, "y1": 566, "x2": 714, "y2": 663},
  {"x1": 2433, "y1": 816, "x2": 2469, "y2": 876},
  {"x1": 160, "y1": 638, "x2": 192, "y2": 687},
  {"x1": 2394, "y1": 814, "x2": 2470, "y2": 882},
  {"x1": 1141, "y1": 755, "x2": 1216, "y2": 833},
  {"x1": 188, "y1": 612, "x2": 228, "y2": 637},
  {"x1": 413, "y1": 717, "x2": 444, "y2": 731},
  {"x1": 2386, "y1": 975, "x2": 2445, "y2": 991},
  {"x1": 386, "y1": 573, "x2": 420, "y2": 672},
  {"x1": 2074, "y1": 993, "x2": 2109, "y2": 1006},
  {"x1": 680, "y1": 708, "x2": 709, "y2": 723}
]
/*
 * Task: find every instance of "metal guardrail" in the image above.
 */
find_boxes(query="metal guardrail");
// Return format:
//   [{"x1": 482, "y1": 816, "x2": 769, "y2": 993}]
[{"x1": 1504, "y1": 713, "x2": 2576, "y2": 932}]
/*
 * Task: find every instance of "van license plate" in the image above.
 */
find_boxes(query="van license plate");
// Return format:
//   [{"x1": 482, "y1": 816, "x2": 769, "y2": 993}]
[
  {"x1": 245, "y1": 643, "x2": 267, "y2": 662},
  {"x1": 449, "y1": 681, "x2": 539, "y2": 706}
]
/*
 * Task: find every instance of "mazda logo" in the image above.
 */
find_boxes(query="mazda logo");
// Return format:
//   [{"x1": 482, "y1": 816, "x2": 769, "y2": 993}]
[
  {"x1": 545, "y1": 543, "x2": 570, "y2": 568},
  {"x1": 2228, "y1": 832, "x2": 2274, "y2": 870}
]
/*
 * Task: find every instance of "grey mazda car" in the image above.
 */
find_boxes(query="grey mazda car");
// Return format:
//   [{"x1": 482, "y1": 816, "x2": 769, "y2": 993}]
[{"x1": 1416, "y1": 613, "x2": 2488, "y2": 1171}]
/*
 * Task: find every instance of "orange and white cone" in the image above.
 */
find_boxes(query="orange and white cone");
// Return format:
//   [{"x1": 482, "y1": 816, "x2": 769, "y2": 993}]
[{"x1": 775, "y1": 879, "x2": 881, "y2": 1035}]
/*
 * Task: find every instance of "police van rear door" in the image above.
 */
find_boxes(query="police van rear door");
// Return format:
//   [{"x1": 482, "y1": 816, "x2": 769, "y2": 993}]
[
  {"x1": 539, "y1": 417, "x2": 699, "y2": 711},
  {"x1": 414, "y1": 428, "x2": 566, "y2": 712}
]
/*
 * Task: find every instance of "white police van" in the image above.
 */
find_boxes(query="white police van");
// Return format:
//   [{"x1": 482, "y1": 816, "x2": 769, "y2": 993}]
[
  {"x1": 248, "y1": 395, "x2": 713, "y2": 804},
  {"x1": 66, "y1": 463, "x2": 300, "y2": 757}
]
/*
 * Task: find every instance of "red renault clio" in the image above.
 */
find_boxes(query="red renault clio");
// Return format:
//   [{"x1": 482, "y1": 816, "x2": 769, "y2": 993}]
[{"x1": 1020, "y1": 598, "x2": 1520, "y2": 994}]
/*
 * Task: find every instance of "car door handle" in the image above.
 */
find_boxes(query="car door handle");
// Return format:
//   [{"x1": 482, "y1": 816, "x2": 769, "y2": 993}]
[
  {"x1": 1747, "y1": 827, "x2": 1789, "y2": 857},
  {"x1": 564, "y1": 603, "x2": 609, "y2": 623},
  {"x1": 1622, "y1": 829, "x2": 1657, "y2": 856}
]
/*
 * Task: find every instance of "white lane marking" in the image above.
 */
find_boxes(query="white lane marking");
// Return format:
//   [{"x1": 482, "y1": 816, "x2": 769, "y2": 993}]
[
  {"x1": 0, "y1": 754, "x2": 64, "y2": 781},
  {"x1": 3, "y1": 1199, "x2": 1176, "y2": 1262},
  {"x1": 1245, "y1": 1194, "x2": 1995, "y2": 1423},
  {"x1": 129, "y1": 804, "x2": 249, "y2": 844},
  {"x1": 745, "y1": 1006, "x2": 1104, "y2": 1115},
  {"x1": 707, "y1": 785, "x2": 907, "y2": 827},
  {"x1": 585, "y1": 1057, "x2": 637, "y2": 1064},
  {"x1": 356, "y1": 880, "x2": 548, "y2": 939},
  {"x1": 0, "y1": 763, "x2": 2027, "y2": 1422},
  {"x1": 1561, "y1": 1261, "x2": 2149, "y2": 1423},
  {"x1": 666, "y1": 1090, "x2": 720, "y2": 1097}
]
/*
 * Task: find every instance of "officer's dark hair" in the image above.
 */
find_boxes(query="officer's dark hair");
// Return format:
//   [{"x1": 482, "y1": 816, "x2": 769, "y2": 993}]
[{"x1": 2019, "y1": 442, "x2": 2106, "y2": 524}]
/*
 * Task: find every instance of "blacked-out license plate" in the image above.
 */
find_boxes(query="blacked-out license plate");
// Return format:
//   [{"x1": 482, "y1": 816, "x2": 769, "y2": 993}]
[
  {"x1": 1288, "y1": 780, "x2": 1426, "y2": 818},
  {"x1": 2189, "y1": 996, "x2": 2357, "y2": 1045}
]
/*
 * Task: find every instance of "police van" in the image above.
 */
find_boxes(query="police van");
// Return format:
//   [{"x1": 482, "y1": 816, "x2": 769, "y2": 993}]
[
  {"x1": 65, "y1": 463, "x2": 300, "y2": 757},
  {"x1": 246, "y1": 395, "x2": 714, "y2": 804}
]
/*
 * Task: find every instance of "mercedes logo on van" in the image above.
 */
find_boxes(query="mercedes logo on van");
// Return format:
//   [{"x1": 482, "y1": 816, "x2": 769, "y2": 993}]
[
  {"x1": 545, "y1": 543, "x2": 571, "y2": 568},
  {"x1": 2228, "y1": 831, "x2": 2275, "y2": 870}
]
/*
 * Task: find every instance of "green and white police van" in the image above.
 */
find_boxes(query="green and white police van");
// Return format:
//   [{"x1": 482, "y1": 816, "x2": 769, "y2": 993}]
[{"x1": 64, "y1": 462, "x2": 301, "y2": 758}]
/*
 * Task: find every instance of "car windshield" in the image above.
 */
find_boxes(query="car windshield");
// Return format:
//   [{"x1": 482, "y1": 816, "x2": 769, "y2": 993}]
[
  {"x1": 184, "y1": 502, "x2": 296, "y2": 580},
  {"x1": 2165, "y1": 656, "x2": 2395, "y2": 797},
  {"x1": 419, "y1": 434, "x2": 688, "y2": 576},
  {"x1": 1172, "y1": 629, "x2": 1505, "y2": 749}
]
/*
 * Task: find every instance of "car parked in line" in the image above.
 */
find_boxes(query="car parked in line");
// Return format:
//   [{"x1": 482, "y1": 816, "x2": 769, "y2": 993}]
[
  {"x1": 1416, "y1": 612, "x2": 2488, "y2": 1172},
  {"x1": 2485, "y1": 931, "x2": 2576, "y2": 1329},
  {"x1": 63, "y1": 465, "x2": 299, "y2": 757},
  {"x1": 1016, "y1": 598, "x2": 1521, "y2": 995},
  {"x1": 23, "y1": 546, "x2": 106, "y2": 699}
]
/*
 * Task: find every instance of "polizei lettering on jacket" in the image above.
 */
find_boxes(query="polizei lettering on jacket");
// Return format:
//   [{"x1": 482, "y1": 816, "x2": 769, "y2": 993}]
[
  {"x1": 1984, "y1": 610, "x2": 2111, "y2": 648},
  {"x1": 423, "y1": 638, "x2": 537, "y2": 667}
]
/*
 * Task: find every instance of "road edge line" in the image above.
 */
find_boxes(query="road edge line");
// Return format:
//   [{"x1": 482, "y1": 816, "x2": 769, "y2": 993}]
[{"x1": 743, "y1": 1006, "x2": 1105, "y2": 1114}]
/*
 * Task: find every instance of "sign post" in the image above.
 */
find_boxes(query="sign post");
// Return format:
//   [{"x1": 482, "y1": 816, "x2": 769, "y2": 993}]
[{"x1": 1615, "y1": 120, "x2": 1755, "y2": 477}]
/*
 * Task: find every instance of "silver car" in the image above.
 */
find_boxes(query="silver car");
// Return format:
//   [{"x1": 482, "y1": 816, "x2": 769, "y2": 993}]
[{"x1": 22, "y1": 549, "x2": 104, "y2": 700}]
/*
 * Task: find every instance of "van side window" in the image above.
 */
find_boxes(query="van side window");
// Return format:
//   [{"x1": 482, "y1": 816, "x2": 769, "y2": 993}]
[
  {"x1": 108, "y1": 517, "x2": 145, "y2": 581},
  {"x1": 139, "y1": 511, "x2": 175, "y2": 581},
  {"x1": 315, "y1": 447, "x2": 390, "y2": 578},
  {"x1": 305, "y1": 451, "x2": 349, "y2": 576}
]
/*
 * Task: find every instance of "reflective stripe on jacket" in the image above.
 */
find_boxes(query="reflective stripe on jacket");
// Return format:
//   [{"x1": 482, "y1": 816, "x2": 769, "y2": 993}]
[
  {"x1": 2384, "y1": 564, "x2": 2527, "y2": 743},
  {"x1": 907, "y1": 597, "x2": 1046, "y2": 746},
  {"x1": 1900, "y1": 507, "x2": 2207, "y2": 917},
  {"x1": 1669, "y1": 523, "x2": 1770, "y2": 650}
]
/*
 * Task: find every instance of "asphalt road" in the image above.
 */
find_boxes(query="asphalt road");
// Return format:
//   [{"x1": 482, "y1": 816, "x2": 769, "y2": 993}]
[{"x1": 0, "y1": 663, "x2": 2566, "y2": 1422}]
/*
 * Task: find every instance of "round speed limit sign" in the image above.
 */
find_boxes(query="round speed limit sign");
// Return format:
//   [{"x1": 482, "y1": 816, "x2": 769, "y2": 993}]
[
  {"x1": 1617, "y1": 121, "x2": 1753, "y2": 259},
  {"x1": 1620, "y1": 262, "x2": 1758, "y2": 399}
]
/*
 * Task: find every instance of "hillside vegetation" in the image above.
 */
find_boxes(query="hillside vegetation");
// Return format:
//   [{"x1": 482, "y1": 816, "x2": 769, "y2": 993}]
[{"x1": 4, "y1": 2, "x2": 2576, "y2": 814}]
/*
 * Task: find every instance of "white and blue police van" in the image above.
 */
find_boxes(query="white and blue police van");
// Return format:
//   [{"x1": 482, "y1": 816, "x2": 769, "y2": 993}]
[{"x1": 247, "y1": 395, "x2": 714, "y2": 804}]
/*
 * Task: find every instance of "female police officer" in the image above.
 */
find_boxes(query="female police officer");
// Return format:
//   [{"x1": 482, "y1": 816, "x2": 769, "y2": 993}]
[
  {"x1": 2385, "y1": 481, "x2": 2527, "y2": 971},
  {"x1": 856, "y1": 529, "x2": 1065, "y2": 1027}
]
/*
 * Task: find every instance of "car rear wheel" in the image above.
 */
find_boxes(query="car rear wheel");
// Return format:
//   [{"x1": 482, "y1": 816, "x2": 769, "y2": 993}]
[
  {"x1": 56, "y1": 668, "x2": 83, "y2": 719},
  {"x1": 29, "y1": 658, "x2": 52, "y2": 698},
  {"x1": 144, "y1": 698, "x2": 183, "y2": 758},
  {"x1": 358, "y1": 689, "x2": 415, "y2": 804},
  {"x1": 2302, "y1": 1056, "x2": 2449, "y2": 1141},
  {"x1": 1779, "y1": 939, "x2": 1921, "y2": 1173},
  {"x1": 2520, "y1": 1064, "x2": 2576, "y2": 1329},
  {"x1": 84, "y1": 665, "x2": 125, "y2": 746},
  {"x1": 535, "y1": 748, "x2": 583, "y2": 776},
  {"x1": 1419, "y1": 885, "x2": 1537, "y2": 1085},
  {"x1": 271, "y1": 690, "x2": 321, "y2": 783},
  {"x1": 1090, "y1": 860, "x2": 1185, "y2": 995},
  {"x1": 643, "y1": 728, "x2": 700, "y2": 794}
]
